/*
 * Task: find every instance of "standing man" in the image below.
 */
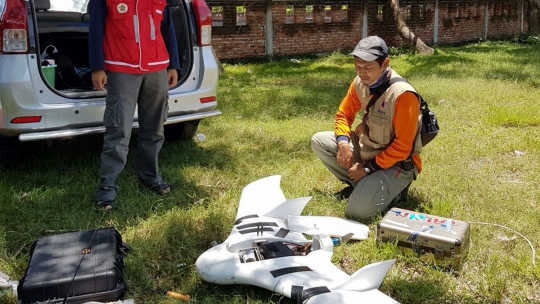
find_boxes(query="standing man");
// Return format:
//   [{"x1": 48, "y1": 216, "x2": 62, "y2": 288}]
[
  {"x1": 89, "y1": 0, "x2": 180, "y2": 210},
  {"x1": 311, "y1": 36, "x2": 422, "y2": 220}
]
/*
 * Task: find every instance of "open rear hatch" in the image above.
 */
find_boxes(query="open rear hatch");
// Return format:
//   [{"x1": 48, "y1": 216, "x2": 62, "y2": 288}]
[{"x1": 33, "y1": 0, "x2": 193, "y2": 99}]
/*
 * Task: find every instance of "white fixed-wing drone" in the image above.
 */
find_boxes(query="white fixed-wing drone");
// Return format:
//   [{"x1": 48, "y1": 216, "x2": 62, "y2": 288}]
[{"x1": 195, "y1": 175, "x2": 400, "y2": 304}]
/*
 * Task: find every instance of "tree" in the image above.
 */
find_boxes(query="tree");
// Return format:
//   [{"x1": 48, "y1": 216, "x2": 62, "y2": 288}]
[
  {"x1": 525, "y1": 0, "x2": 540, "y2": 34},
  {"x1": 389, "y1": 0, "x2": 434, "y2": 55}
]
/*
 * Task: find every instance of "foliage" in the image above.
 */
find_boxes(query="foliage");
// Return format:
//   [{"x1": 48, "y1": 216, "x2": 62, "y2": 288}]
[
  {"x1": 236, "y1": 6, "x2": 246, "y2": 13},
  {"x1": 0, "y1": 42, "x2": 539, "y2": 304},
  {"x1": 514, "y1": 33, "x2": 540, "y2": 44}
]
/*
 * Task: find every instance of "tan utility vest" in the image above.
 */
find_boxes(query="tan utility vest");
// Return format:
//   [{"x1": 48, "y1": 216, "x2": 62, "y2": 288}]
[{"x1": 353, "y1": 70, "x2": 422, "y2": 161}]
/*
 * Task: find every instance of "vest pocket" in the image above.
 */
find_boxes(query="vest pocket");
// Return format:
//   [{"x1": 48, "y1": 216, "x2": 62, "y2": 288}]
[
  {"x1": 150, "y1": 0, "x2": 165, "y2": 45},
  {"x1": 356, "y1": 123, "x2": 383, "y2": 161},
  {"x1": 152, "y1": 0, "x2": 165, "y2": 22},
  {"x1": 368, "y1": 113, "x2": 392, "y2": 145},
  {"x1": 107, "y1": 1, "x2": 135, "y2": 40},
  {"x1": 109, "y1": 1, "x2": 131, "y2": 19},
  {"x1": 162, "y1": 96, "x2": 169, "y2": 123}
]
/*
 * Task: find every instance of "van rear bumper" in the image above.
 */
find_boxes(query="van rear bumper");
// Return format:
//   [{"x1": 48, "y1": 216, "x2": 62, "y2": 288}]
[{"x1": 18, "y1": 110, "x2": 222, "y2": 142}]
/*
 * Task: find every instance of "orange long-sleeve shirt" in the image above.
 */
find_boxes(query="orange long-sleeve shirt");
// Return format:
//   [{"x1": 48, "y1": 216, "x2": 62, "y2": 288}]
[{"x1": 335, "y1": 81, "x2": 422, "y2": 173}]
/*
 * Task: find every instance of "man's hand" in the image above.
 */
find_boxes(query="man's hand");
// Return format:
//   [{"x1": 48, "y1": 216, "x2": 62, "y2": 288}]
[
  {"x1": 336, "y1": 140, "x2": 353, "y2": 169},
  {"x1": 167, "y1": 69, "x2": 178, "y2": 88},
  {"x1": 92, "y1": 70, "x2": 107, "y2": 91},
  {"x1": 348, "y1": 163, "x2": 367, "y2": 183}
]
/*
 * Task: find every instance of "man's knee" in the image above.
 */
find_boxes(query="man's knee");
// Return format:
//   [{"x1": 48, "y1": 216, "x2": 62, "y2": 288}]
[
  {"x1": 311, "y1": 131, "x2": 335, "y2": 156},
  {"x1": 345, "y1": 180, "x2": 392, "y2": 219},
  {"x1": 345, "y1": 198, "x2": 385, "y2": 220},
  {"x1": 310, "y1": 132, "x2": 323, "y2": 151}
]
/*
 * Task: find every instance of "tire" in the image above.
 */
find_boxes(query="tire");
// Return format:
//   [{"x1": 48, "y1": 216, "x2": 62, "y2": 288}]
[
  {"x1": 164, "y1": 120, "x2": 200, "y2": 141},
  {"x1": 0, "y1": 138, "x2": 19, "y2": 167}
]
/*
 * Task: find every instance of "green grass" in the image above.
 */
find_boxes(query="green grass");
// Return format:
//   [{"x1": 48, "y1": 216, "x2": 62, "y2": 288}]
[{"x1": 1, "y1": 41, "x2": 540, "y2": 303}]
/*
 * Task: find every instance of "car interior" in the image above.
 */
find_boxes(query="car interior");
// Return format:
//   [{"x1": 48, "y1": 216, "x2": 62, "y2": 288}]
[{"x1": 32, "y1": 0, "x2": 192, "y2": 94}]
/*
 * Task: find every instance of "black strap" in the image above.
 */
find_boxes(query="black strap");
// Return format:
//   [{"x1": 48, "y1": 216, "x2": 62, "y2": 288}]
[
  {"x1": 365, "y1": 79, "x2": 391, "y2": 114},
  {"x1": 236, "y1": 221, "x2": 279, "y2": 230},
  {"x1": 270, "y1": 266, "x2": 312, "y2": 278},
  {"x1": 291, "y1": 285, "x2": 331, "y2": 303},
  {"x1": 233, "y1": 214, "x2": 259, "y2": 225},
  {"x1": 370, "y1": 77, "x2": 429, "y2": 111},
  {"x1": 291, "y1": 285, "x2": 304, "y2": 303},
  {"x1": 366, "y1": 77, "x2": 425, "y2": 169},
  {"x1": 274, "y1": 228, "x2": 290, "y2": 238}
]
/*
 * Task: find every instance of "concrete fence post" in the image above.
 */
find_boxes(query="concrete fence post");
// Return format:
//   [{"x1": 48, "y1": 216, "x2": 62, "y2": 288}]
[
  {"x1": 434, "y1": 0, "x2": 439, "y2": 44},
  {"x1": 520, "y1": 0, "x2": 524, "y2": 33},
  {"x1": 265, "y1": 0, "x2": 273, "y2": 56},
  {"x1": 362, "y1": 0, "x2": 368, "y2": 38},
  {"x1": 484, "y1": 1, "x2": 489, "y2": 40}
]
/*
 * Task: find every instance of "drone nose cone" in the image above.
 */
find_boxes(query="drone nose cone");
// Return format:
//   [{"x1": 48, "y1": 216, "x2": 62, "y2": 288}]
[{"x1": 195, "y1": 243, "x2": 240, "y2": 284}]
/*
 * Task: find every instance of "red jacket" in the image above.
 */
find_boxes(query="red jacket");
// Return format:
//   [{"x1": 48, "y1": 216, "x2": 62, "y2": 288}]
[{"x1": 102, "y1": 0, "x2": 171, "y2": 74}]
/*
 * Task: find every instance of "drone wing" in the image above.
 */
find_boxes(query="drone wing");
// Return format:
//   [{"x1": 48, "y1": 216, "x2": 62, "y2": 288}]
[
  {"x1": 330, "y1": 259, "x2": 396, "y2": 291},
  {"x1": 305, "y1": 289, "x2": 401, "y2": 304},
  {"x1": 236, "y1": 175, "x2": 287, "y2": 220},
  {"x1": 284, "y1": 215, "x2": 369, "y2": 240},
  {"x1": 263, "y1": 197, "x2": 312, "y2": 219},
  {"x1": 303, "y1": 259, "x2": 399, "y2": 303}
]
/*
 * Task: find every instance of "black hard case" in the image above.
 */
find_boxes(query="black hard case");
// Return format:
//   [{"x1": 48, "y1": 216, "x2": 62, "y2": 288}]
[
  {"x1": 18, "y1": 228, "x2": 128, "y2": 304},
  {"x1": 376, "y1": 208, "x2": 470, "y2": 269}
]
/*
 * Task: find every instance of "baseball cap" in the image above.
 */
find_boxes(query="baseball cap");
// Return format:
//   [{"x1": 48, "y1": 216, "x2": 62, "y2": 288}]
[{"x1": 350, "y1": 36, "x2": 389, "y2": 61}]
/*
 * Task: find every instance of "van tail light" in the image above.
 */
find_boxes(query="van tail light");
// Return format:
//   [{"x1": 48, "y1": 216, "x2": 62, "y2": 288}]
[
  {"x1": 192, "y1": 0, "x2": 212, "y2": 46},
  {"x1": 0, "y1": 0, "x2": 29, "y2": 54},
  {"x1": 11, "y1": 116, "x2": 42, "y2": 124},
  {"x1": 200, "y1": 96, "x2": 216, "y2": 103}
]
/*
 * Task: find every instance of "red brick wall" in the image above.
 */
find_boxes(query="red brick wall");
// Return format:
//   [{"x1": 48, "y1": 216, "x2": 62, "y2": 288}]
[
  {"x1": 272, "y1": 2, "x2": 364, "y2": 56},
  {"x1": 210, "y1": 1, "x2": 267, "y2": 58},
  {"x1": 436, "y1": 2, "x2": 485, "y2": 43},
  {"x1": 206, "y1": 0, "x2": 527, "y2": 60},
  {"x1": 483, "y1": 2, "x2": 524, "y2": 39}
]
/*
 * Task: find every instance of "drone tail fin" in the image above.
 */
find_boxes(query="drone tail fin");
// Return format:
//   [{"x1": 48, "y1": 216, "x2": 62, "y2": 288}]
[
  {"x1": 305, "y1": 289, "x2": 401, "y2": 304},
  {"x1": 331, "y1": 259, "x2": 396, "y2": 292},
  {"x1": 263, "y1": 196, "x2": 311, "y2": 218},
  {"x1": 284, "y1": 216, "x2": 369, "y2": 240},
  {"x1": 235, "y1": 175, "x2": 286, "y2": 220}
]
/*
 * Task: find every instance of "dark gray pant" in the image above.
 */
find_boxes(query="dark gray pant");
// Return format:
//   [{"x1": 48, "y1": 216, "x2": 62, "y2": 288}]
[
  {"x1": 95, "y1": 70, "x2": 169, "y2": 202},
  {"x1": 311, "y1": 131, "x2": 416, "y2": 219}
]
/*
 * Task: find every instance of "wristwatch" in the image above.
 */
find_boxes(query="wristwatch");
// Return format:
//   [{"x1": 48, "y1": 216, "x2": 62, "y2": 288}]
[{"x1": 363, "y1": 166, "x2": 371, "y2": 174}]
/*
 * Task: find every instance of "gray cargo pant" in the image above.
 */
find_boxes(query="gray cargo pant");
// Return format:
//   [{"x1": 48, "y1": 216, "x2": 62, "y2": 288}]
[
  {"x1": 311, "y1": 131, "x2": 417, "y2": 220},
  {"x1": 95, "y1": 70, "x2": 169, "y2": 202}
]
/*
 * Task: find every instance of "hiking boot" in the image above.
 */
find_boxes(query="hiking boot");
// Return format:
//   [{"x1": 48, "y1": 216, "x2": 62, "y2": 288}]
[
  {"x1": 390, "y1": 184, "x2": 410, "y2": 207},
  {"x1": 145, "y1": 181, "x2": 171, "y2": 195},
  {"x1": 334, "y1": 185, "x2": 354, "y2": 200},
  {"x1": 96, "y1": 199, "x2": 114, "y2": 210}
]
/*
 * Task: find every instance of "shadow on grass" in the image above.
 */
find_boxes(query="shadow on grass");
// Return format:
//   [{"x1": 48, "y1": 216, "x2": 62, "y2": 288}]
[
  {"x1": 218, "y1": 60, "x2": 355, "y2": 121},
  {"x1": 402, "y1": 43, "x2": 540, "y2": 86},
  {"x1": 118, "y1": 198, "x2": 299, "y2": 303},
  {"x1": 386, "y1": 276, "x2": 450, "y2": 304},
  {"x1": 220, "y1": 43, "x2": 540, "y2": 124},
  {"x1": 0, "y1": 135, "x2": 460, "y2": 304},
  {"x1": 0, "y1": 119, "x2": 325, "y2": 302},
  {"x1": 0, "y1": 132, "x2": 235, "y2": 274}
]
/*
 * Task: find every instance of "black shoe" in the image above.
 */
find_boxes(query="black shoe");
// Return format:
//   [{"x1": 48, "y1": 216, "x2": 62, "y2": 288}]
[
  {"x1": 145, "y1": 181, "x2": 171, "y2": 195},
  {"x1": 400, "y1": 184, "x2": 410, "y2": 202},
  {"x1": 335, "y1": 185, "x2": 354, "y2": 200},
  {"x1": 390, "y1": 185, "x2": 410, "y2": 208},
  {"x1": 96, "y1": 200, "x2": 114, "y2": 210}
]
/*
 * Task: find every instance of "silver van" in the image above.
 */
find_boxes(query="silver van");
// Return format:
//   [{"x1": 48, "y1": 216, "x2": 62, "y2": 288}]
[{"x1": 0, "y1": 0, "x2": 220, "y2": 164}]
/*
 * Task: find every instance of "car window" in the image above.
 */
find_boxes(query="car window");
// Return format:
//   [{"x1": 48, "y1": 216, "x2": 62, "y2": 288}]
[
  {"x1": 0, "y1": 0, "x2": 7, "y2": 20},
  {"x1": 49, "y1": 0, "x2": 89, "y2": 13}
]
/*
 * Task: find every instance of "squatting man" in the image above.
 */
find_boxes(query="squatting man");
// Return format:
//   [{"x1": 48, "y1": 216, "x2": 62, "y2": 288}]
[{"x1": 311, "y1": 36, "x2": 423, "y2": 219}]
